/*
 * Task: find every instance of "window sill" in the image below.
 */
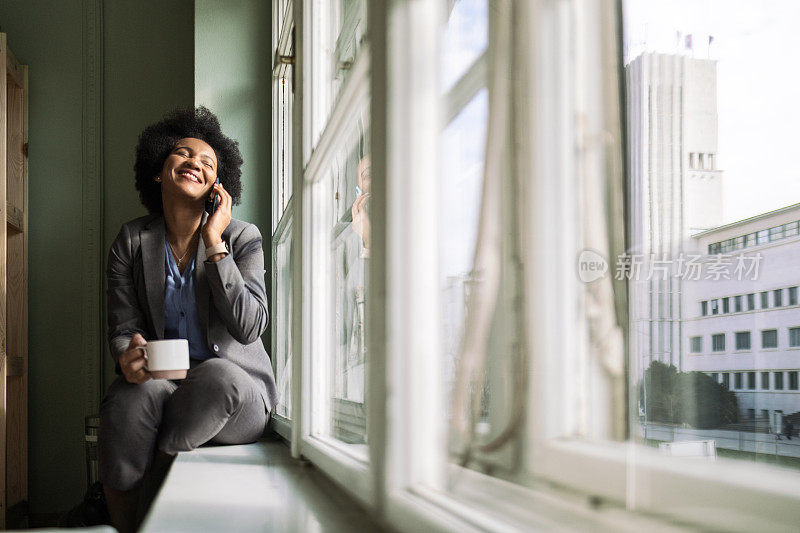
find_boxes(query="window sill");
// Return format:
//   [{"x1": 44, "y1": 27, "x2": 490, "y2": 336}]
[{"x1": 139, "y1": 439, "x2": 385, "y2": 532}]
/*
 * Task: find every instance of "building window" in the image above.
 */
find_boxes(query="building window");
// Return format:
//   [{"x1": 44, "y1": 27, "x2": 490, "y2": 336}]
[
  {"x1": 785, "y1": 221, "x2": 799, "y2": 237},
  {"x1": 735, "y1": 331, "x2": 751, "y2": 351},
  {"x1": 712, "y1": 372, "x2": 719, "y2": 383},
  {"x1": 790, "y1": 327, "x2": 800, "y2": 348},
  {"x1": 734, "y1": 295, "x2": 743, "y2": 312},
  {"x1": 757, "y1": 229, "x2": 769, "y2": 244},
  {"x1": 761, "y1": 291, "x2": 769, "y2": 309},
  {"x1": 712, "y1": 333, "x2": 726, "y2": 352},
  {"x1": 711, "y1": 300, "x2": 719, "y2": 315},
  {"x1": 790, "y1": 286, "x2": 798, "y2": 306},
  {"x1": 690, "y1": 336, "x2": 703, "y2": 353},
  {"x1": 722, "y1": 373, "x2": 730, "y2": 389},
  {"x1": 735, "y1": 373, "x2": 743, "y2": 389},
  {"x1": 769, "y1": 225, "x2": 784, "y2": 241},
  {"x1": 745, "y1": 233, "x2": 757, "y2": 247},
  {"x1": 762, "y1": 329, "x2": 778, "y2": 349},
  {"x1": 701, "y1": 301, "x2": 708, "y2": 316},
  {"x1": 775, "y1": 372, "x2": 785, "y2": 390},
  {"x1": 761, "y1": 372, "x2": 770, "y2": 390},
  {"x1": 747, "y1": 408, "x2": 756, "y2": 419},
  {"x1": 747, "y1": 293, "x2": 755, "y2": 310},
  {"x1": 747, "y1": 372, "x2": 756, "y2": 390},
  {"x1": 722, "y1": 297, "x2": 730, "y2": 313},
  {"x1": 790, "y1": 371, "x2": 799, "y2": 391},
  {"x1": 774, "y1": 289, "x2": 783, "y2": 307}
]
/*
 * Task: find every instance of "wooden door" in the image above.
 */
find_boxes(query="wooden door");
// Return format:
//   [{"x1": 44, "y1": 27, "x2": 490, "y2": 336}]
[{"x1": 0, "y1": 31, "x2": 29, "y2": 529}]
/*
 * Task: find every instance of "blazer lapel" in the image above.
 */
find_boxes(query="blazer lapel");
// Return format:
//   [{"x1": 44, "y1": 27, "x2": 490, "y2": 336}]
[
  {"x1": 141, "y1": 216, "x2": 166, "y2": 339},
  {"x1": 195, "y1": 211, "x2": 211, "y2": 339}
]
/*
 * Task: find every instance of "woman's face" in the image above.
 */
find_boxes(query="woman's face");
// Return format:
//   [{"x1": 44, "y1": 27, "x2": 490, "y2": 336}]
[{"x1": 157, "y1": 137, "x2": 218, "y2": 204}]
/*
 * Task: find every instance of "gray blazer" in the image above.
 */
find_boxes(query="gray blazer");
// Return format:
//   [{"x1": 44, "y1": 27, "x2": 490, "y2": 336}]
[{"x1": 106, "y1": 212, "x2": 278, "y2": 413}]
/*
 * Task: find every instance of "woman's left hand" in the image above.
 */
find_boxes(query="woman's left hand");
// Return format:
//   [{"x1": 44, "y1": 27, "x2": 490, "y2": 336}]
[{"x1": 203, "y1": 182, "x2": 232, "y2": 247}]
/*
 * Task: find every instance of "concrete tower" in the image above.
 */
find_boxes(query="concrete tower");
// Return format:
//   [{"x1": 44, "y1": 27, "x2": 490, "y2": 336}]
[{"x1": 627, "y1": 52, "x2": 723, "y2": 370}]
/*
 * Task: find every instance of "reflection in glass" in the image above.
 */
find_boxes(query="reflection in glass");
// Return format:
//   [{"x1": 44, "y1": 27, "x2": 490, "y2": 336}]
[
  {"x1": 275, "y1": 221, "x2": 293, "y2": 419},
  {"x1": 325, "y1": 120, "x2": 370, "y2": 446},
  {"x1": 331, "y1": 0, "x2": 366, "y2": 108}
]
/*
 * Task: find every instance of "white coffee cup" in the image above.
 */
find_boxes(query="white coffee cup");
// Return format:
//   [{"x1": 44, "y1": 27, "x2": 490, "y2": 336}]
[{"x1": 135, "y1": 339, "x2": 190, "y2": 379}]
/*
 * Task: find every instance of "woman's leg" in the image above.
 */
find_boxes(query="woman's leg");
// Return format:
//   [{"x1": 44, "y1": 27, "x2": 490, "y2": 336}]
[
  {"x1": 98, "y1": 376, "x2": 177, "y2": 532},
  {"x1": 158, "y1": 358, "x2": 267, "y2": 454}
]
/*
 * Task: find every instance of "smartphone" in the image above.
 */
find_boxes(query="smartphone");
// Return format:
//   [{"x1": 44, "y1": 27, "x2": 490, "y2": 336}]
[{"x1": 205, "y1": 177, "x2": 220, "y2": 215}]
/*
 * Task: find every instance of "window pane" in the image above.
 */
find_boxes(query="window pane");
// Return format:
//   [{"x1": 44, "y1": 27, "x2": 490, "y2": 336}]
[
  {"x1": 690, "y1": 336, "x2": 702, "y2": 353},
  {"x1": 735, "y1": 331, "x2": 750, "y2": 351},
  {"x1": 790, "y1": 372, "x2": 799, "y2": 391},
  {"x1": 331, "y1": 0, "x2": 366, "y2": 100},
  {"x1": 308, "y1": 114, "x2": 371, "y2": 451},
  {"x1": 274, "y1": 219, "x2": 293, "y2": 419},
  {"x1": 712, "y1": 333, "x2": 725, "y2": 352},
  {"x1": 790, "y1": 327, "x2": 800, "y2": 348},
  {"x1": 439, "y1": 90, "x2": 519, "y2": 476},
  {"x1": 625, "y1": 0, "x2": 800, "y2": 477},
  {"x1": 762, "y1": 329, "x2": 778, "y2": 349},
  {"x1": 441, "y1": 0, "x2": 488, "y2": 92},
  {"x1": 701, "y1": 300, "x2": 708, "y2": 316}
]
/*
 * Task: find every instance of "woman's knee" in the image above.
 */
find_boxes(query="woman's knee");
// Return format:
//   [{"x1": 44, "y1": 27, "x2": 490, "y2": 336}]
[{"x1": 101, "y1": 376, "x2": 176, "y2": 420}]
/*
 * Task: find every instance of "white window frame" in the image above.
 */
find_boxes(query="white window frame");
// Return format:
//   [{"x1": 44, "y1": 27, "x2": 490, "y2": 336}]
[
  {"x1": 271, "y1": 0, "x2": 296, "y2": 443},
  {"x1": 275, "y1": 0, "x2": 800, "y2": 531}
]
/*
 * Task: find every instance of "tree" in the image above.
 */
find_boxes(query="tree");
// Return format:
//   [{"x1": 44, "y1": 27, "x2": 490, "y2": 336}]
[{"x1": 641, "y1": 361, "x2": 739, "y2": 428}]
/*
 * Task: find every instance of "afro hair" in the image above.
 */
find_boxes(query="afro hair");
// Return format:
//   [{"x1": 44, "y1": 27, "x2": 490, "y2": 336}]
[{"x1": 134, "y1": 106, "x2": 243, "y2": 214}]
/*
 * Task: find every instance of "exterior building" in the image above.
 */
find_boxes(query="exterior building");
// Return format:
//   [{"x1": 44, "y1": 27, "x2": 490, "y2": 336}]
[
  {"x1": 683, "y1": 204, "x2": 800, "y2": 419},
  {"x1": 626, "y1": 52, "x2": 723, "y2": 372}
]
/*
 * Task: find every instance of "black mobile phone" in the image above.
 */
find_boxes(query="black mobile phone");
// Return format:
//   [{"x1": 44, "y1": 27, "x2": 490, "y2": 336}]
[{"x1": 205, "y1": 177, "x2": 220, "y2": 215}]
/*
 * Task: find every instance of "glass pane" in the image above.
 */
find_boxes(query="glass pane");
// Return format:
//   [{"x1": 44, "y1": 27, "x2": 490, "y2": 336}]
[
  {"x1": 438, "y1": 89, "x2": 520, "y2": 476},
  {"x1": 275, "y1": 219, "x2": 293, "y2": 419},
  {"x1": 441, "y1": 0, "x2": 488, "y2": 92},
  {"x1": 625, "y1": 0, "x2": 800, "y2": 470},
  {"x1": 309, "y1": 0, "x2": 366, "y2": 155},
  {"x1": 331, "y1": 0, "x2": 366, "y2": 100},
  {"x1": 309, "y1": 110, "x2": 370, "y2": 453}
]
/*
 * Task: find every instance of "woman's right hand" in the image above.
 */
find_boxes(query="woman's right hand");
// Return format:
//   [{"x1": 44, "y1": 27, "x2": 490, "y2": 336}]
[{"x1": 119, "y1": 333, "x2": 151, "y2": 384}]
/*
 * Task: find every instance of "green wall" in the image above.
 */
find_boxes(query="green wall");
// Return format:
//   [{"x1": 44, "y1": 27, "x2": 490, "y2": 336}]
[
  {"x1": 194, "y1": 0, "x2": 272, "y2": 236},
  {"x1": 194, "y1": 0, "x2": 272, "y2": 347},
  {"x1": 0, "y1": 0, "x2": 194, "y2": 519}
]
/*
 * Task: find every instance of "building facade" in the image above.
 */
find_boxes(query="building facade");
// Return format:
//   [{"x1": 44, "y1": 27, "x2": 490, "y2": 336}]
[{"x1": 683, "y1": 204, "x2": 800, "y2": 419}]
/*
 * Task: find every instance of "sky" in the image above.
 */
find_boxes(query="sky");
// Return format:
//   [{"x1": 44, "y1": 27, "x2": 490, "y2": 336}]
[{"x1": 623, "y1": 0, "x2": 800, "y2": 224}]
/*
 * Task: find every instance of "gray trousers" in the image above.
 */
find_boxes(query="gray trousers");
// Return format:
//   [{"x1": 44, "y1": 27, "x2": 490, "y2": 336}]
[{"x1": 98, "y1": 358, "x2": 268, "y2": 491}]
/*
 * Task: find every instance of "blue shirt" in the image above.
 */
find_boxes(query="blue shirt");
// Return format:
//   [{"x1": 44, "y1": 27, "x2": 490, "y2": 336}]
[{"x1": 164, "y1": 237, "x2": 215, "y2": 361}]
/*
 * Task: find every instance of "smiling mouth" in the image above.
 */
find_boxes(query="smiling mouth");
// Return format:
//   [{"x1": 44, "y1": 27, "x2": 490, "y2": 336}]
[{"x1": 178, "y1": 170, "x2": 202, "y2": 184}]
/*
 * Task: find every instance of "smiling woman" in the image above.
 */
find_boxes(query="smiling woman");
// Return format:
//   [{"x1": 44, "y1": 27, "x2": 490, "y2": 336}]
[{"x1": 98, "y1": 107, "x2": 277, "y2": 533}]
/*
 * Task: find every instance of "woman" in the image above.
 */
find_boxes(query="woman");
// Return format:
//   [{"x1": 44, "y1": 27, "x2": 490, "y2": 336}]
[{"x1": 98, "y1": 107, "x2": 277, "y2": 532}]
